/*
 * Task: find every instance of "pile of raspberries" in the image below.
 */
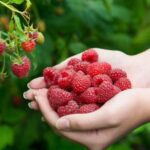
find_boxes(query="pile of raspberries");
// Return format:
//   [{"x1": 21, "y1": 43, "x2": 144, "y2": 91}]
[{"x1": 43, "y1": 49, "x2": 131, "y2": 117}]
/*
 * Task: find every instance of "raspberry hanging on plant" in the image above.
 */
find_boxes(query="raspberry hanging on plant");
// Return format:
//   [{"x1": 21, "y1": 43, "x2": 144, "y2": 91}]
[{"x1": 0, "y1": 0, "x2": 45, "y2": 81}]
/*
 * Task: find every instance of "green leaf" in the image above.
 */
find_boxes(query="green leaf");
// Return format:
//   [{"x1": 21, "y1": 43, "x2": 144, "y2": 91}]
[
  {"x1": 69, "y1": 42, "x2": 87, "y2": 54},
  {"x1": 9, "y1": 0, "x2": 24, "y2": 4},
  {"x1": 0, "y1": 125, "x2": 14, "y2": 150},
  {"x1": 26, "y1": 0, "x2": 32, "y2": 10},
  {"x1": 13, "y1": 15, "x2": 24, "y2": 33},
  {"x1": 9, "y1": 19, "x2": 15, "y2": 33}
]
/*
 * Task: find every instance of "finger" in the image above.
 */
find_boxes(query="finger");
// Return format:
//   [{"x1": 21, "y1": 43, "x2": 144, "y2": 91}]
[
  {"x1": 28, "y1": 101, "x2": 39, "y2": 110},
  {"x1": 23, "y1": 88, "x2": 48, "y2": 100},
  {"x1": 56, "y1": 105, "x2": 117, "y2": 131},
  {"x1": 23, "y1": 89, "x2": 39, "y2": 100},
  {"x1": 28, "y1": 77, "x2": 46, "y2": 89},
  {"x1": 35, "y1": 95, "x2": 58, "y2": 127}
]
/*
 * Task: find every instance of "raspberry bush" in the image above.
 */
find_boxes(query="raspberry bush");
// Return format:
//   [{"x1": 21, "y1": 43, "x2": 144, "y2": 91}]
[{"x1": 0, "y1": 0, "x2": 45, "y2": 81}]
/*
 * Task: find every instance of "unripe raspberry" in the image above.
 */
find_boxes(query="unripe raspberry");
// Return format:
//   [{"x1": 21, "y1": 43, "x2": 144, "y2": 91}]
[{"x1": 36, "y1": 32, "x2": 45, "y2": 44}]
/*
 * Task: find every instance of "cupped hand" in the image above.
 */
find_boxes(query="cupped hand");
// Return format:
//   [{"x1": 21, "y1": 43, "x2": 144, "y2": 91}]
[
  {"x1": 25, "y1": 85, "x2": 150, "y2": 150},
  {"x1": 24, "y1": 48, "x2": 150, "y2": 150}
]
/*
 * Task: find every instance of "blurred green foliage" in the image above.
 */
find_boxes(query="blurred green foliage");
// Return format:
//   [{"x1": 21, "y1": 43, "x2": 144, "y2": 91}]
[{"x1": 1, "y1": 0, "x2": 150, "y2": 149}]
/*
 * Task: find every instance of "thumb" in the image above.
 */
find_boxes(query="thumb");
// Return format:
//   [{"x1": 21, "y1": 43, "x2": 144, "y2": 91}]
[{"x1": 56, "y1": 108, "x2": 114, "y2": 131}]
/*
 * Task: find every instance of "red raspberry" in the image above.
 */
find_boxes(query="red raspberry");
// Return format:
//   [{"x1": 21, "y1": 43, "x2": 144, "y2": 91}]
[
  {"x1": 96, "y1": 81, "x2": 117, "y2": 103},
  {"x1": 87, "y1": 62, "x2": 112, "y2": 77},
  {"x1": 114, "y1": 77, "x2": 131, "y2": 91},
  {"x1": 43, "y1": 67, "x2": 58, "y2": 87},
  {"x1": 65, "y1": 65, "x2": 74, "y2": 70},
  {"x1": 0, "y1": 41, "x2": 6, "y2": 55},
  {"x1": 68, "y1": 58, "x2": 81, "y2": 66},
  {"x1": 58, "y1": 69, "x2": 75, "y2": 89},
  {"x1": 57, "y1": 100, "x2": 79, "y2": 117},
  {"x1": 74, "y1": 61, "x2": 89, "y2": 73},
  {"x1": 71, "y1": 91, "x2": 82, "y2": 105},
  {"x1": 72, "y1": 74, "x2": 91, "y2": 93},
  {"x1": 86, "y1": 62, "x2": 101, "y2": 77},
  {"x1": 79, "y1": 104, "x2": 99, "y2": 113},
  {"x1": 11, "y1": 56, "x2": 31, "y2": 78},
  {"x1": 109, "y1": 69, "x2": 127, "y2": 82},
  {"x1": 28, "y1": 32, "x2": 38, "y2": 39},
  {"x1": 82, "y1": 49, "x2": 98, "y2": 63},
  {"x1": 99, "y1": 62, "x2": 112, "y2": 74},
  {"x1": 92, "y1": 74, "x2": 112, "y2": 87},
  {"x1": 80, "y1": 87, "x2": 98, "y2": 103},
  {"x1": 21, "y1": 40, "x2": 36, "y2": 52},
  {"x1": 48, "y1": 88, "x2": 73, "y2": 110}
]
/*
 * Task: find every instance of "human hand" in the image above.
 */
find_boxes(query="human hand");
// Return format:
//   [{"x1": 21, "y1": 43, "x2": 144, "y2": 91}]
[
  {"x1": 24, "y1": 48, "x2": 150, "y2": 150},
  {"x1": 24, "y1": 85, "x2": 150, "y2": 150}
]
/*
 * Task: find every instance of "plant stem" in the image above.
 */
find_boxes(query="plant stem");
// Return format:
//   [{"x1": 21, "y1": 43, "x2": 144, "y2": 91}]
[
  {"x1": 1, "y1": 55, "x2": 5, "y2": 73},
  {"x1": 0, "y1": 1, "x2": 23, "y2": 14}
]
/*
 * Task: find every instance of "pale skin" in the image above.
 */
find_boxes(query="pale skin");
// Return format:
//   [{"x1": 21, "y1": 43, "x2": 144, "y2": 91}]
[{"x1": 24, "y1": 48, "x2": 150, "y2": 150}]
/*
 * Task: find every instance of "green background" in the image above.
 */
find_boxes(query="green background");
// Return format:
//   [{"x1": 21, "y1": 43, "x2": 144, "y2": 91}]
[{"x1": 1, "y1": 0, "x2": 150, "y2": 149}]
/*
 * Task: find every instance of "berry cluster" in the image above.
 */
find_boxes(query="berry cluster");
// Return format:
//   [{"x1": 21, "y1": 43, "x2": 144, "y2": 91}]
[
  {"x1": 0, "y1": 1, "x2": 45, "y2": 81},
  {"x1": 0, "y1": 30, "x2": 45, "y2": 80},
  {"x1": 43, "y1": 49, "x2": 132, "y2": 117}
]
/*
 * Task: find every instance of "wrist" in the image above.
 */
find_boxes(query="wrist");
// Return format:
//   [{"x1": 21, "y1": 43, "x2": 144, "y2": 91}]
[{"x1": 133, "y1": 88, "x2": 150, "y2": 123}]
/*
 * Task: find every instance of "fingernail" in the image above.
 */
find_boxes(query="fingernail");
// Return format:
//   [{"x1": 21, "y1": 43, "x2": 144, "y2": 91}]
[
  {"x1": 35, "y1": 96, "x2": 39, "y2": 101},
  {"x1": 56, "y1": 119, "x2": 70, "y2": 130},
  {"x1": 27, "y1": 83, "x2": 31, "y2": 89},
  {"x1": 28, "y1": 103, "x2": 32, "y2": 109},
  {"x1": 23, "y1": 92, "x2": 27, "y2": 99}
]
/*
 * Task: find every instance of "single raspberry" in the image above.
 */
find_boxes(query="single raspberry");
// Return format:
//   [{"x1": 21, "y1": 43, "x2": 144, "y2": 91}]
[
  {"x1": 82, "y1": 49, "x2": 98, "y2": 63},
  {"x1": 21, "y1": 40, "x2": 36, "y2": 52},
  {"x1": 99, "y1": 62, "x2": 112, "y2": 74},
  {"x1": 43, "y1": 67, "x2": 58, "y2": 87},
  {"x1": 71, "y1": 91, "x2": 82, "y2": 105},
  {"x1": 80, "y1": 87, "x2": 98, "y2": 103},
  {"x1": 57, "y1": 100, "x2": 79, "y2": 117},
  {"x1": 68, "y1": 58, "x2": 81, "y2": 66},
  {"x1": 58, "y1": 69, "x2": 75, "y2": 89},
  {"x1": 0, "y1": 41, "x2": 6, "y2": 55},
  {"x1": 36, "y1": 32, "x2": 45, "y2": 44},
  {"x1": 92, "y1": 74, "x2": 112, "y2": 87},
  {"x1": 114, "y1": 77, "x2": 131, "y2": 91},
  {"x1": 48, "y1": 88, "x2": 73, "y2": 110},
  {"x1": 96, "y1": 81, "x2": 117, "y2": 103},
  {"x1": 13, "y1": 96, "x2": 22, "y2": 106},
  {"x1": 109, "y1": 69, "x2": 127, "y2": 82},
  {"x1": 65, "y1": 65, "x2": 74, "y2": 70},
  {"x1": 86, "y1": 62, "x2": 101, "y2": 77},
  {"x1": 87, "y1": 62, "x2": 112, "y2": 77},
  {"x1": 11, "y1": 56, "x2": 31, "y2": 78},
  {"x1": 72, "y1": 74, "x2": 91, "y2": 93},
  {"x1": 74, "y1": 61, "x2": 90, "y2": 73},
  {"x1": 28, "y1": 32, "x2": 38, "y2": 39},
  {"x1": 79, "y1": 104, "x2": 99, "y2": 113}
]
